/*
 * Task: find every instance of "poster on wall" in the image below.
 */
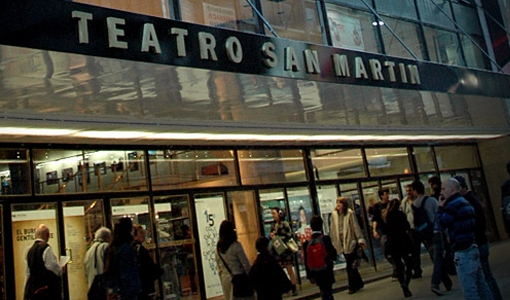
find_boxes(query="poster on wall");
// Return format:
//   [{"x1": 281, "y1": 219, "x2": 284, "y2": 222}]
[
  {"x1": 194, "y1": 196, "x2": 226, "y2": 299},
  {"x1": 203, "y1": 3, "x2": 236, "y2": 29},
  {"x1": 63, "y1": 206, "x2": 88, "y2": 300},
  {"x1": 318, "y1": 187, "x2": 338, "y2": 234},
  {"x1": 327, "y1": 9, "x2": 365, "y2": 51},
  {"x1": 11, "y1": 209, "x2": 58, "y2": 300}
]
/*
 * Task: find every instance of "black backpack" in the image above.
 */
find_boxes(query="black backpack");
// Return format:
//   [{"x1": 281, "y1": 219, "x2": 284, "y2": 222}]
[{"x1": 412, "y1": 196, "x2": 434, "y2": 240}]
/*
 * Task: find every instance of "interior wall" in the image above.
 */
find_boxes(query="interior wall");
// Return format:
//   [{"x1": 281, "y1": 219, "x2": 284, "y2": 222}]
[{"x1": 478, "y1": 135, "x2": 510, "y2": 239}]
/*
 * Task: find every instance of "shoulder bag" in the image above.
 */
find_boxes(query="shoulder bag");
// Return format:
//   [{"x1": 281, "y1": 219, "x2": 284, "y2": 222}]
[
  {"x1": 218, "y1": 252, "x2": 254, "y2": 298},
  {"x1": 88, "y1": 242, "x2": 107, "y2": 300}
]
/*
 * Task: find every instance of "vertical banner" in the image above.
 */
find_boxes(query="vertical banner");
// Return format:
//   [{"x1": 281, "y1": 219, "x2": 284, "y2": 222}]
[
  {"x1": 63, "y1": 206, "x2": 88, "y2": 300},
  {"x1": 194, "y1": 196, "x2": 226, "y2": 299},
  {"x1": 11, "y1": 210, "x2": 57, "y2": 300}
]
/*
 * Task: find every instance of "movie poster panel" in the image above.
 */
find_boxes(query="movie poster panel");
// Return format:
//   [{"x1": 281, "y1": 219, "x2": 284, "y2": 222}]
[{"x1": 194, "y1": 195, "x2": 226, "y2": 299}]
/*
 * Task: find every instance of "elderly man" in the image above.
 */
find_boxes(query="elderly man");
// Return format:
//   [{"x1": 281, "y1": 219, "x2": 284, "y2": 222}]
[
  {"x1": 437, "y1": 178, "x2": 493, "y2": 300},
  {"x1": 24, "y1": 224, "x2": 65, "y2": 300},
  {"x1": 84, "y1": 226, "x2": 111, "y2": 296}
]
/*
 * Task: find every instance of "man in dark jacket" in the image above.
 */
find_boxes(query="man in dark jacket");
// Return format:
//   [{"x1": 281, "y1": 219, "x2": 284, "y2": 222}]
[
  {"x1": 133, "y1": 224, "x2": 164, "y2": 300},
  {"x1": 454, "y1": 175, "x2": 502, "y2": 300},
  {"x1": 24, "y1": 224, "x2": 65, "y2": 300},
  {"x1": 437, "y1": 178, "x2": 493, "y2": 300},
  {"x1": 303, "y1": 216, "x2": 337, "y2": 300},
  {"x1": 249, "y1": 236, "x2": 292, "y2": 300}
]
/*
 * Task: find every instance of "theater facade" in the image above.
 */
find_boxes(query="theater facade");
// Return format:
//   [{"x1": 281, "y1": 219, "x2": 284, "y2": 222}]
[{"x1": 0, "y1": 0, "x2": 510, "y2": 299}]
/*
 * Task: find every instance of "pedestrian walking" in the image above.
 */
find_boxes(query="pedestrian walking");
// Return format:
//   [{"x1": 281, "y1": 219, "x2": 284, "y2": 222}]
[
  {"x1": 501, "y1": 160, "x2": 510, "y2": 237},
  {"x1": 303, "y1": 216, "x2": 337, "y2": 300},
  {"x1": 330, "y1": 196, "x2": 365, "y2": 294},
  {"x1": 84, "y1": 226, "x2": 111, "y2": 300},
  {"x1": 133, "y1": 224, "x2": 164, "y2": 300},
  {"x1": 438, "y1": 178, "x2": 493, "y2": 300}
]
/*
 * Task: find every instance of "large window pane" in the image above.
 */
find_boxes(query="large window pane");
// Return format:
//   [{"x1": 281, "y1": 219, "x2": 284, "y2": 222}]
[
  {"x1": 311, "y1": 148, "x2": 366, "y2": 180},
  {"x1": 461, "y1": 34, "x2": 490, "y2": 70},
  {"x1": 149, "y1": 150, "x2": 237, "y2": 190},
  {"x1": 413, "y1": 146, "x2": 436, "y2": 173},
  {"x1": 417, "y1": 0, "x2": 455, "y2": 30},
  {"x1": 424, "y1": 26, "x2": 462, "y2": 66},
  {"x1": 239, "y1": 149, "x2": 305, "y2": 185},
  {"x1": 452, "y1": 3, "x2": 482, "y2": 35},
  {"x1": 375, "y1": 0, "x2": 417, "y2": 20},
  {"x1": 329, "y1": 0, "x2": 372, "y2": 10},
  {"x1": 0, "y1": 148, "x2": 30, "y2": 195},
  {"x1": 326, "y1": 4, "x2": 381, "y2": 53},
  {"x1": 380, "y1": 18, "x2": 425, "y2": 59},
  {"x1": 365, "y1": 148, "x2": 411, "y2": 177},
  {"x1": 261, "y1": 0, "x2": 322, "y2": 43},
  {"x1": 180, "y1": 0, "x2": 257, "y2": 33},
  {"x1": 73, "y1": 0, "x2": 173, "y2": 18},
  {"x1": 33, "y1": 149, "x2": 147, "y2": 194},
  {"x1": 434, "y1": 145, "x2": 480, "y2": 170}
]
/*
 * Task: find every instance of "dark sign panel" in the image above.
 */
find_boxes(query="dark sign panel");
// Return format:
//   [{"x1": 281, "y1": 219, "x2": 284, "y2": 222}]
[{"x1": 0, "y1": 0, "x2": 509, "y2": 98}]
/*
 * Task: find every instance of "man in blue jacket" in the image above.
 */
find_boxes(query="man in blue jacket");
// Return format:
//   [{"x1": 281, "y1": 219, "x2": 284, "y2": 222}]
[{"x1": 437, "y1": 178, "x2": 493, "y2": 300}]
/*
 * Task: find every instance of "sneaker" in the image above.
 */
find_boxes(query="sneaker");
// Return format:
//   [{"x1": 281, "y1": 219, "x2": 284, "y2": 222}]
[{"x1": 431, "y1": 286, "x2": 444, "y2": 296}]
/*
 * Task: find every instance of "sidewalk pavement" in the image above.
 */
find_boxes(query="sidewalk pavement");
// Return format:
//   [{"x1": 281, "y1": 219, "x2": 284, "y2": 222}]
[{"x1": 294, "y1": 239, "x2": 510, "y2": 300}]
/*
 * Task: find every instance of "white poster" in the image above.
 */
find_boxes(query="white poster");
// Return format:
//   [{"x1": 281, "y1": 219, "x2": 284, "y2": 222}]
[
  {"x1": 203, "y1": 3, "x2": 236, "y2": 28},
  {"x1": 194, "y1": 196, "x2": 226, "y2": 298},
  {"x1": 327, "y1": 9, "x2": 365, "y2": 51}
]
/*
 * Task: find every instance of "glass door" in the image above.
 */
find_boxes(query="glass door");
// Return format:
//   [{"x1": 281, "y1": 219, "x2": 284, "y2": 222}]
[{"x1": 62, "y1": 200, "x2": 106, "y2": 300}]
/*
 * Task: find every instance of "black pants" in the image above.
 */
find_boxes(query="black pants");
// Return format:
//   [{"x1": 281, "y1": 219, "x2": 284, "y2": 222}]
[{"x1": 344, "y1": 252, "x2": 364, "y2": 291}]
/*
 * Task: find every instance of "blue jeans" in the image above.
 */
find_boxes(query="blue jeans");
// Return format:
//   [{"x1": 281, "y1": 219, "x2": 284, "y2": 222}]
[
  {"x1": 454, "y1": 244, "x2": 493, "y2": 300},
  {"x1": 423, "y1": 233, "x2": 451, "y2": 289},
  {"x1": 478, "y1": 242, "x2": 502, "y2": 300}
]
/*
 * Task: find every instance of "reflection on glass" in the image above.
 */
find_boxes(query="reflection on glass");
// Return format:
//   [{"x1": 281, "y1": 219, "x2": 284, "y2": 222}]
[
  {"x1": 261, "y1": 0, "x2": 322, "y2": 43},
  {"x1": 110, "y1": 197, "x2": 152, "y2": 241},
  {"x1": 239, "y1": 149, "x2": 305, "y2": 185},
  {"x1": 424, "y1": 26, "x2": 462, "y2": 66},
  {"x1": 62, "y1": 200, "x2": 105, "y2": 299},
  {"x1": 0, "y1": 148, "x2": 30, "y2": 195},
  {"x1": 413, "y1": 146, "x2": 436, "y2": 173},
  {"x1": 259, "y1": 189, "x2": 285, "y2": 235},
  {"x1": 379, "y1": 18, "x2": 425, "y2": 59},
  {"x1": 33, "y1": 149, "x2": 147, "y2": 194},
  {"x1": 366, "y1": 148, "x2": 410, "y2": 177},
  {"x1": 11, "y1": 203, "x2": 58, "y2": 300},
  {"x1": 73, "y1": 0, "x2": 173, "y2": 19},
  {"x1": 434, "y1": 144, "x2": 479, "y2": 170},
  {"x1": 149, "y1": 150, "x2": 236, "y2": 190},
  {"x1": 311, "y1": 149, "x2": 365, "y2": 180}
]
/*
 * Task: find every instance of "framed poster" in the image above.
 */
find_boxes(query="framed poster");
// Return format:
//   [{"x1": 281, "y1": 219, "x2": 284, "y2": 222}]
[
  {"x1": 94, "y1": 161, "x2": 107, "y2": 176},
  {"x1": 77, "y1": 163, "x2": 90, "y2": 185},
  {"x1": 46, "y1": 170, "x2": 58, "y2": 185},
  {"x1": 62, "y1": 167, "x2": 73, "y2": 182},
  {"x1": 128, "y1": 152, "x2": 139, "y2": 172}
]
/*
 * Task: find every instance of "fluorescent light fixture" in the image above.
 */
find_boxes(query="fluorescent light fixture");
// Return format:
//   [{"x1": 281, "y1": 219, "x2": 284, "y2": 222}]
[
  {"x1": 2, "y1": 127, "x2": 77, "y2": 136},
  {"x1": 74, "y1": 131, "x2": 150, "y2": 139}
]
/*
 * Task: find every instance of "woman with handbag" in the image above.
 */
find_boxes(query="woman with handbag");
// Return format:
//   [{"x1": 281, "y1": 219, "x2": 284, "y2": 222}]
[
  {"x1": 216, "y1": 220, "x2": 255, "y2": 300},
  {"x1": 383, "y1": 199, "x2": 414, "y2": 298},
  {"x1": 270, "y1": 207, "x2": 299, "y2": 296},
  {"x1": 330, "y1": 197, "x2": 366, "y2": 295}
]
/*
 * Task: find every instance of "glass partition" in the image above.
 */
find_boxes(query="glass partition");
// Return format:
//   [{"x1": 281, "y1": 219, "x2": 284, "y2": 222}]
[
  {"x1": 238, "y1": 149, "x2": 306, "y2": 185},
  {"x1": 311, "y1": 148, "x2": 366, "y2": 180},
  {"x1": 417, "y1": 0, "x2": 455, "y2": 30},
  {"x1": 434, "y1": 144, "x2": 479, "y2": 170},
  {"x1": 0, "y1": 148, "x2": 30, "y2": 195},
  {"x1": 365, "y1": 147, "x2": 410, "y2": 177},
  {"x1": 424, "y1": 26, "x2": 462, "y2": 66},
  {"x1": 380, "y1": 18, "x2": 425, "y2": 60},
  {"x1": 74, "y1": 0, "x2": 173, "y2": 19},
  {"x1": 149, "y1": 149, "x2": 237, "y2": 190},
  {"x1": 375, "y1": 0, "x2": 417, "y2": 20},
  {"x1": 413, "y1": 146, "x2": 436, "y2": 173},
  {"x1": 33, "y1": 149, "x2": 148, "y2": 194},
  {"x1": 11, "y1": 203, "x2": 60, "y2": 300},
  {"x1": 110, "y1": 197, "x2": 153, "y2": 239}
]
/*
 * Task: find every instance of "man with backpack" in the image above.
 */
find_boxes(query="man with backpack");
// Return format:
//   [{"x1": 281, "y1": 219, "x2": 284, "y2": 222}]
[
  {"x1": 410, "y1": 180, "x2": 452, "y2": 296},
  {"x1": 304, "y1": 216, "x2": 337, "y2": 300}
]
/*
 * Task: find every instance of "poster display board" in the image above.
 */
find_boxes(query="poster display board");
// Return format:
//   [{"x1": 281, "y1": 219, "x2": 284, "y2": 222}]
[
  {"x1": 63, "y1": 206, "x2": 88, "y2": 300},
  {"x1": 194, "y1": 196, "x2": 225, "y2": 299},
  {"x1": 11, "y1": 209, "x2": 57, "y2": 300}
]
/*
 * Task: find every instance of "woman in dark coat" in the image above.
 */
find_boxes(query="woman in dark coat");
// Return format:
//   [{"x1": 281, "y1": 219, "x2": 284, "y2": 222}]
[
  {"x1": 383, "y1": 199, "x2": 414, "y2": 298},
  {"x1": 249, "y1": 237, "x2": 292, "y2": 300}
]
